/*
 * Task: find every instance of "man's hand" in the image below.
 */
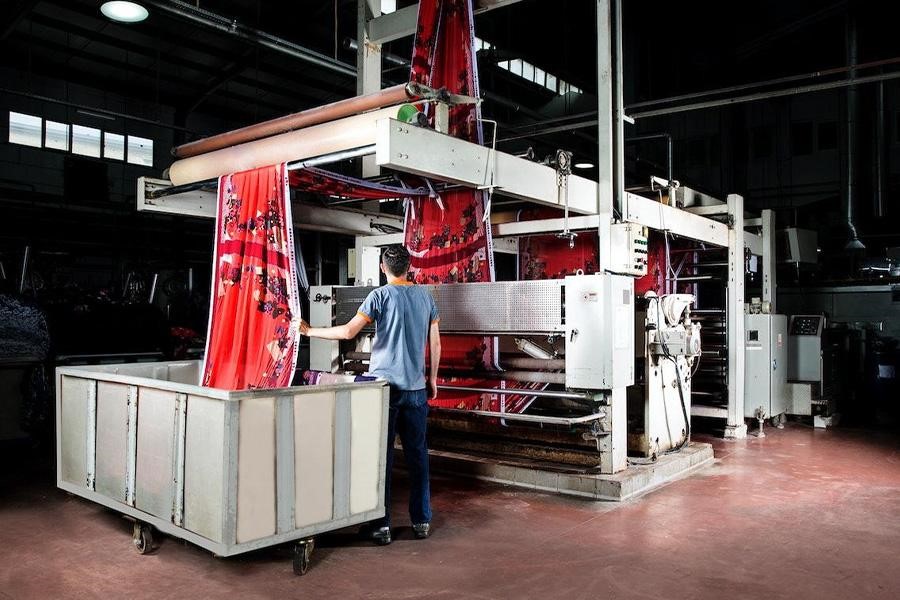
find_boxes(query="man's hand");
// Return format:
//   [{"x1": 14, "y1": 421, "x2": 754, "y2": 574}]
[
  {"x1": 292, "y1": 317, "x2": 311, "y2": 336},
  {"x1": 428, "y1": 377, "x2": 438, "y2": 400}
]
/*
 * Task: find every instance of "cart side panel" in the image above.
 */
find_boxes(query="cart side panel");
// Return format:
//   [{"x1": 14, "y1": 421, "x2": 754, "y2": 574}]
[
  {"x1": 95, "y1": 382, "x2": 129, "y2": 502},
  {"x1": 59, "y1": 376, "x2": 91, "y2": 487},
  {"x1": 135, "y1": 388, "x2": 177, "y2": 520},
  {"x1": 183, "y1": 395, "x2": 226, "y2": 544},
  {"x1": 349, "y1": 387, "x2": 384, "y2": 515},
  {"x1": 293, "y1": 391, "x2": 336, "y2": 528},
  {"x1": 236, "y1": 396, "x2": 277, "y2": 543}
]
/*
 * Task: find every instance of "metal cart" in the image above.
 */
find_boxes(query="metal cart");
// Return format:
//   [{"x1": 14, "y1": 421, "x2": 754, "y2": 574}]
[{"x1": 56, "y1": 361, "x2": 388, "y2": 575}]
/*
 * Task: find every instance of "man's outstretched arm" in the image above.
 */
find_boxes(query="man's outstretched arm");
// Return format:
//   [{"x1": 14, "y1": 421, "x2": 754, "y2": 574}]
[
  {"x1": 428, "y1": 320, "x2": 441, "y2": 399},
  {"x1": 297, "y1": 314, "x2": 369, "y2": 341}
]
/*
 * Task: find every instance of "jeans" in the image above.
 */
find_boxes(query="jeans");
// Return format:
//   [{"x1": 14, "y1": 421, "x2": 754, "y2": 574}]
[{"x1": 373, "y1": 387, "x2": 432, "y2": 528}]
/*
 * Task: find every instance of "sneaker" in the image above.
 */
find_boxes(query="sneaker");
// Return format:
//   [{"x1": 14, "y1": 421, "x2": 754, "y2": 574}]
[
  {"x1": 359, "y1": 524, "x2": 392, "y2": 546},
  {"x1": 412, "y1": 522, "x2": 431, "y2": 539}
]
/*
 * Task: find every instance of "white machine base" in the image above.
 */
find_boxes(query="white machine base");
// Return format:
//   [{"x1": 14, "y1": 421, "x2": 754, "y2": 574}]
[
  {"x1": 402, "y1": 443, "x2": 714, "y2": 502},
  {"x1": 724, "y1": 423, "x2": 749, "y2": 439}
]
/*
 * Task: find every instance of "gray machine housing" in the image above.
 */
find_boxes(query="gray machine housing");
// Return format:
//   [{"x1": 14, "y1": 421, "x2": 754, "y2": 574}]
[{"x1": 744, "y1": 313, "x2": 788, "y2": 418}]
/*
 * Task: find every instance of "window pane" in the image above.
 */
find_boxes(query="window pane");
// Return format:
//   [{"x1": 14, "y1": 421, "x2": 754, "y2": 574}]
[
  {"x1": 559, "y1": 81, "x2": 570, "y2": 95},
  {"x1": 72, "y1": 125, "x2": 102, "y2": 157},
  {"x1": 9, "y1": 112, "x2": 42, "y2": 147},
  {"x1": 104, "y1": 132, "x2": 125, "y2": 160},
  {"x1": 127, "y1": 135, "x2": 153, "y2": 167},
  {"x1": 510, "y1": 59, "x2": 523, "y2": 76},
  {"x1": 44, "y1": 120, "x2": 69, "y2": 151},
  {"x1": 497, "y1": 60, "x2": 510, "y2": 71},
  {"x1": 546, "y1": 73, "x2": 558, "y2": 92},
  {"x1": 522, "y1": 61, "x2": 535, "y2": 82},
  {"x1": 533, "y1": 67, "x2": 546, "y2": 87}
]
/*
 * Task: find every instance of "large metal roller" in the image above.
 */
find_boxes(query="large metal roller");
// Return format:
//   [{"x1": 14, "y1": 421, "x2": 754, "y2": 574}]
[
  {"x1": 173, "y1": 84, "x2": 414, "y2": 158},
  {"x1": 167, "y1": 106, "x2": 400, "y2": 185}
]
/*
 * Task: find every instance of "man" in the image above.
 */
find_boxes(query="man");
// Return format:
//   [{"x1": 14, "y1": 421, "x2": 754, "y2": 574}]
[{"x1": 297, "y1": 244, "x2": 440, "y2": 545}]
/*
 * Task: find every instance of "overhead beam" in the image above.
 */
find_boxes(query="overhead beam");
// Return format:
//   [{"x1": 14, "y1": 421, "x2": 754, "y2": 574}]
[
  {"x1": 137, "y1": 177, "x2": 404, "y2": 236},
  {"x1": 0, "y1": 0, "x2": 39, "y2": 41},
  {"x1": 368, "y1": 0, "x2": 527, "y2": 44},
  {"x1": 375, "y1": 119, "x2": 600, "y2": 214},
  {"x1": 624, "y1": 192, "x2": 729, "y2": 247}
]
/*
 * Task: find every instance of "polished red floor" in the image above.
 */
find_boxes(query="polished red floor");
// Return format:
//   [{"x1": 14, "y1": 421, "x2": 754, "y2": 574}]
[{"x1": 2, "y1": 423, "x2": 899, "y2": 599}]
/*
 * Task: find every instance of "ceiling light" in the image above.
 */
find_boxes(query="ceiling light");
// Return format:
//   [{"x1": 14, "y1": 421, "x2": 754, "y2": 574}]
[
  {"x1": 574, "y1": 162, "x2": 595, "y2": 169},
  {"x1": 100, "y1": 2, "x2": 149, "y2": 23}
]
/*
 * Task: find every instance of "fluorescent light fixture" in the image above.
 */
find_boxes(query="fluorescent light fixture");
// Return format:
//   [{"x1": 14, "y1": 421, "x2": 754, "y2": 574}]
[
  {"x1": 574, "y1": 162, "x2": 595, "y2": 169},
  {"x1": 100, "y1": 2, "x2": 149, "y2": 23}
]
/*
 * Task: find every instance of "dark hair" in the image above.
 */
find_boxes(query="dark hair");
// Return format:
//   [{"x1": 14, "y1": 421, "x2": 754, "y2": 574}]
[{"x1": 382, "y1": 244, "x2": 411, "y2": 277}]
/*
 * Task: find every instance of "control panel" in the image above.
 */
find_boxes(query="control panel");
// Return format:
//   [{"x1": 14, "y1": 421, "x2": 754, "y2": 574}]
[
  {"x1": 789, "y1": 315, "x2": 823, "y2": 336},
  {"x1": 610, "y1": 223, "x2": 649, "y2": 277}
]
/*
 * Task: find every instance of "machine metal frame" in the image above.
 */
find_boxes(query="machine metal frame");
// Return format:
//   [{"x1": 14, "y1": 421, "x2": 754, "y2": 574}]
[{"x1": 134, "y1": 0, "x2": 781, "y2": 482}]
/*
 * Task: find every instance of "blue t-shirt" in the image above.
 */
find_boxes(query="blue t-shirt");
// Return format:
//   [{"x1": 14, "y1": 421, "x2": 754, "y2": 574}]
[{"x1": 357, "y1": 283, "x2": 439, "y2": 391}]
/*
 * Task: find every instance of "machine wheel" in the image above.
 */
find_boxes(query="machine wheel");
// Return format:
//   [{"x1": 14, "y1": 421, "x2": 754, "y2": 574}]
[
  {"x1": 133, "y1": 522, "x2": 154, "y2": 555},
  {"x1": 293, "y1": 538, "x2": 315, "y2": 576}
]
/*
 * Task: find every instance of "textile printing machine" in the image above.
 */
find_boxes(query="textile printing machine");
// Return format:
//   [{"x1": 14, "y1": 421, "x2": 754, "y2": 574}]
[{"x1": 310, "y1": 277, "x2": 707, "y2": 473}]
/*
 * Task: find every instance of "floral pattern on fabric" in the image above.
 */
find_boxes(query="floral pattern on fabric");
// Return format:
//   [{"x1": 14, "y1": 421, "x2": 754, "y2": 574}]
[
  {"x1": 201, "y1": 163, "x2": 300, "y2": 390},
  {"x1": 405, "y1": 0, "x2": 499, "y2": 410}
]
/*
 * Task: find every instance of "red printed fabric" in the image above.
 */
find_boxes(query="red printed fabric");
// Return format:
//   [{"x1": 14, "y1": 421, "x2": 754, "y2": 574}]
[
  {"x1": 201, "y1": 164, "x2": 300, "y2": 390},
  {"x1": 289, "y1": 167, "x2": 431, "y2": 202},
  {"x1": 518, "y1": 208, "x2": 599, "y2": 279},
  {"x1": 406, "y1": 0, "x2": 498, "y2": 411}
]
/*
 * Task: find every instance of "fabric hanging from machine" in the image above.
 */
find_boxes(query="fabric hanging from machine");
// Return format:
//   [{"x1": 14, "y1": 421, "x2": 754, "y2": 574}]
[
  {"x1": 404, "y1": 0, "x2": 495, "y2": 412},
  {"x1": 201, "y1": 163, "x2": 301, "y2": 390},
  {"x1": 404, "y1": 0, "x2": 548, "y2": 413},
  {"x1": 202, "y1": 164, "x2": 432, "y2": 390},
  {"x1": 289, "y1": 167, "x2": 432, "y2": 202},
  {"x1": 517, "y1": 207, "x2": 600, "y2": 279}
]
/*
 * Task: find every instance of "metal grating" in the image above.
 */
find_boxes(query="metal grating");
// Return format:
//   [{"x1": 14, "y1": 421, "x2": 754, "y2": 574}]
[{"x1": 333, "y1": 280, "x2": 565, "y2": 334}]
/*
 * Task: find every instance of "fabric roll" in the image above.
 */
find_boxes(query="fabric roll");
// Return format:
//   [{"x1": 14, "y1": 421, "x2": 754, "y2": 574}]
[{"x1": 169, "y1": 106, "x2": 401, "y2": 186}]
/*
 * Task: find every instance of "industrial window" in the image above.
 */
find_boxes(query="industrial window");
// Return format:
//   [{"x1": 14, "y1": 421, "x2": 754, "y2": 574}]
[
  {"x1": 104, "y1": 132, "x2": 125, "y2": 161},
  {"x1": 127, "y1": 135, "x2": 153, "y2": 167},
  {"x1": 486, "y1": 41, "x2": 576, "y2": 94},
  {"x1": 72, "y1": 125, "x2": 102, "y2": 158},
  {"x1": 546, "y1": 73, "x2": 557, "y2": 92},
  {"x1": 44, "y1": 120, "x2": 69, "y2": 151},
  {"x1": 8, "y1": 111, "x2": 42, "y2": 148},
  {"x1": 522, "y1": 61, "x2": 535, "y2": 82},
  {"x1": 790, "y1": 122, "x2": 814, "y2": 156},
  {"x1": 6, "y1": 110, "x2": 153, "y2": 167},
  {"x1": 817, "y1": 121, "x2": 837, "y2": 151}
]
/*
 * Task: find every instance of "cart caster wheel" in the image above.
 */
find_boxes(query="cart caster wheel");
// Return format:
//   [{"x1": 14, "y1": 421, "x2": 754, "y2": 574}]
[
  {"x1": 293, "y1": 538, "x2": 315, "y2": 576},
  {"x1": 133, "y1": 523, "x2": 154, "y2": 555}
]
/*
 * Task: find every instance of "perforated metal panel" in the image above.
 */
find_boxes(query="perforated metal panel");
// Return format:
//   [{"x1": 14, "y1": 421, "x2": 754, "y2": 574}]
[{"x1": 333, "y1": 281, "x2": 565, "y2": 334}]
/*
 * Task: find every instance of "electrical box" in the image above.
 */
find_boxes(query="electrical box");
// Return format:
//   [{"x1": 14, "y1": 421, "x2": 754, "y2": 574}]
[
  {"x1": 610, "y1": 223, "x2": 649, "y2": 276},
  {"x1": 744, "y1": 313, "x2": 788, "y2": 418},
  {"x1": 787, "y1": 314, "x2": 824, "y2": 382},
  {"x1": 564, "y1": 274, "x2": 634, "y2": 389},
  {"x1": 309, "y1": 285, "x2": 340, "y2": 372}
]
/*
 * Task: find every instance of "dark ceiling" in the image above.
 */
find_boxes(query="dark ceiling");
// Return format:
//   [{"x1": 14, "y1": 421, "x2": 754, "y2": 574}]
[{"x1": 1, "y1": 0, "x2": 894, "y2": 162}]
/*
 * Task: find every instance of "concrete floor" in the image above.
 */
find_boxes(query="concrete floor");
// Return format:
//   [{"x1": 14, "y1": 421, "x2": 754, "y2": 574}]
[{"x1": 2, "y1": 422, "x2": 899, "y2": 599}]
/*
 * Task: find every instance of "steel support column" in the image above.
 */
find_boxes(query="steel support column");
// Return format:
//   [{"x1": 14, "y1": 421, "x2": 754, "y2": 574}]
[{"x1": 725, "y1": 194, "x2": 747, "y2": 438}]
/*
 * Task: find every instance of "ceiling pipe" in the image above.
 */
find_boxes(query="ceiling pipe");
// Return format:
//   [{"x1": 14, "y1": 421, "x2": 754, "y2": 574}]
[
  {"x1": 874, "y1": 81, "x2": 885, "y2": 219},
  {"x1": 142, "y1": 0, "x2": 356, "y2": 78},
  {"x1": 844, "y1": 11, "x2": 864, "y2": 250}
]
